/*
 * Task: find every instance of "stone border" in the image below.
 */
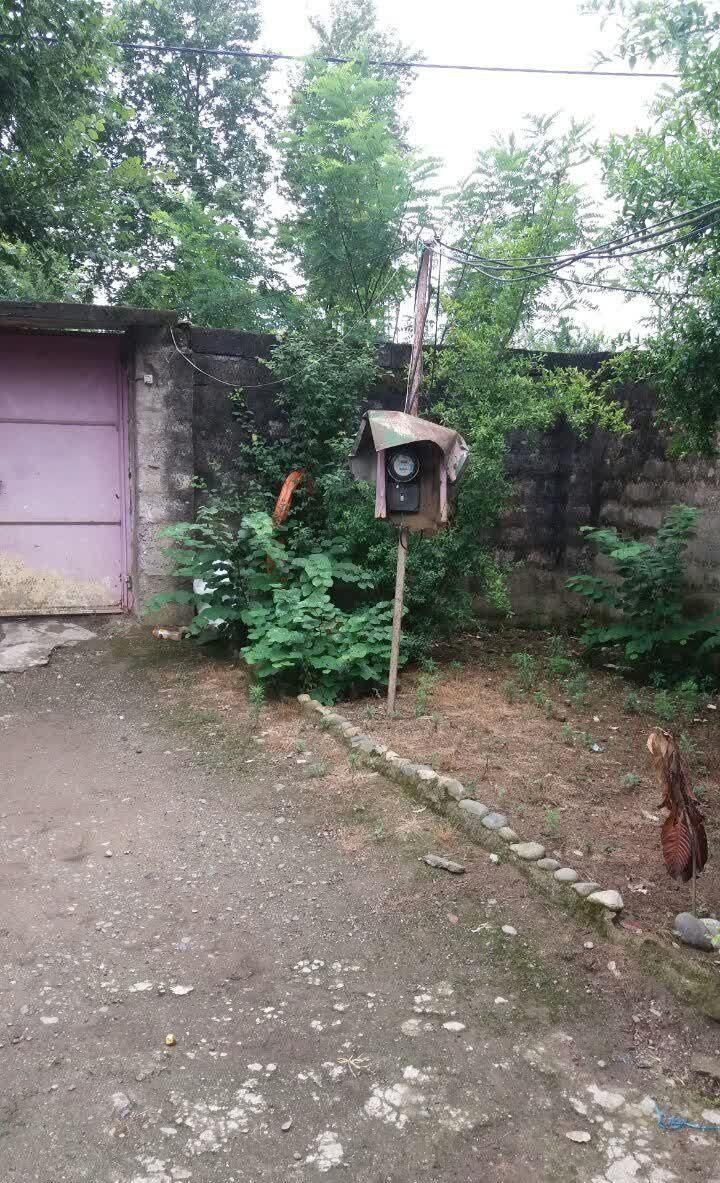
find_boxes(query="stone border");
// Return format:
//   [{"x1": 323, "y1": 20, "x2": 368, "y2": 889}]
[
  {"x1": 297, "y1": 695, "x2": 623, "y2": 915},
  {"x1": 298, "y1": 695, "x2": 720, "y2": 1021}
]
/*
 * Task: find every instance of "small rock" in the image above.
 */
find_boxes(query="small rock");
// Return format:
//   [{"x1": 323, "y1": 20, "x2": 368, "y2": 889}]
[
  {"x1": 104, "y1": 850, "x2": 113, "y2": 858},
  {"x1": 497, "y1": 826, "x2": 519, "y2": 842},
  {"x1": 281, "y1": 1118, "x2": 293, "y2": 1132},
  {"x1": 583, "y1": 941, "x2": 594, "y2": 950},
  {"x1": 573, "y1": 881, "x2": 602, "y2": 898},
  {"x1": 39, "y1": 1016, "x2": 58, "y2": 1026},
  {"x1": 673, "y1": 912, "x2": 720, "y2": 951},
  {"x1": 437, "y1": 776, "x2": 466, "y2": 801},
  {"x1": 165, "y1": 1034, "x2": 177, "y2": 1047},
  {"x1": 701, "y1": 1108, "x2": 720, "y2": 1125},
  {"x1": 494, "y1": 996, "x2": 509, "y2": 1005},
  {"x1": 554, "y1": 868, "x2": 579, "y2": 884},
  {"x1": 565, "y1": 1130, "x2": 591, "y2": 1144},
  {"x1": 489, "y1": 853, "x2": 500, "y2": 864},
  {"x1": 536, "y1": 858, "x2": 561, "y2": 871},
  {"x1": 459, "y1": 799, "x2": 489, "y2": 820},
  {"x1": 510, "y1": 841, "x2": 546, "y2": 861},
  {"x1": 111, "y1": 1092, "x2": 133, "y2": 1119},
  {"x1": 501, "y1": 925, "x2": 517, "y2": 937},
  {"x1": 170, "y1": 985, "x2": 194, "y2": 996},
  {"x1": 481, "y1": 811, "x2": 508, "y2": 831},
  {"x1": 424, "y1": 854, "x2": 465, "y2": 874},
  {"x1": 691, "y1": 1054, "x2": 720, "y2": 1084},
  {"x1": 442, "y1": 1021, "x2": 466, "y2": 1032},
  {"x1": 586, "y1": 889, "x2": 624, "y2": 912}
]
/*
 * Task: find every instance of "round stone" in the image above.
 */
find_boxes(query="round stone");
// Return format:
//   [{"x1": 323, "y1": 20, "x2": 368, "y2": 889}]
[
  {"x1": 587, "y1": 889, "x2": 624, "y2": 912},
  {"x1": 536, "y1": 858, "x2": 561, "y2": 871},
  {"x1": 573, "y1": 881, "x2": 602, "y2": 898},
  {"x1": 481, "y1": 811, "x2": 509, "y2": 831},
  {"x1": 437, "y1": 776, "x2": 466, "y2": 801},
  {"x1": 510, "y1": 842, "x2": 546, "y2": 861},
  {"x1": 554, "y1": 867, "x2": 579, "y2": 884},
  {"x1": 459, "y1": 799, "x2": 489, "y2": 819},
  {"x1": 498, "y1": 826, "x2": 519, "y2": 842}
]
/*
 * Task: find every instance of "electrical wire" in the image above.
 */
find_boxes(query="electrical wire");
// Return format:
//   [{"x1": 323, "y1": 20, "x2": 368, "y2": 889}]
[
  {"x1": 441, "y1": 199, "x2": 720, "y2": 269},
  {"x1": 169, "y1": 326, "x2": 302, "y2": 389},
  {"x1": 0, "y1": 33, "x2": 680, "y2": 79},
  {"x1": 435, "y1": 207, "x2": 720, "y2": 290}
]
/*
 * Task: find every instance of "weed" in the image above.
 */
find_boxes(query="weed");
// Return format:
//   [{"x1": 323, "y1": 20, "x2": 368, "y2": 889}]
[
  {"x1": 675, "y1": 677, "x2": 702, "y2": 720},
  {"x1": 448, "y1": 659, "x2": 464, "y2": 673},
  {"x1": 560, "y1": 722, "x2": 575, "y2": 745},
  {"x1": 502, "y1": 678, "x2": 521, "y2": 704},
  {"x1": 622, "y1": 772, "x2": 641, "y2": 790},
  {"x1": 563, "y1": 671, "x2": 589, "y2": 706},
  {"x1": 248, "y1": 682, "x2": 265, "y2": 723},
  {"x1": 364, "y1": 704, "x2": 378, "y2": 720},
  {"x1": 693, "y1": 783, "x2": 707, "y2": 799},
  {"x1": 533, "y1": 690, "x2": 554, "y2": 717},
  {"x1": 545, "y1": 636, "x2": 577, "y2": 680},
  {"x1": 294, "y1": 738, "x2": 307, "y2": 753},
  {"x1": 348, "y1": 750, "x2": 361, "y2": 772},
  {"x1": 679, "y1": 732, "x2": 699, "y2": 759},
  {"x1": 414, "y1": 671, "x2": 438, "y2": 716},
  {"x1": 418, "y1": 655, "x2": 437, "y2": 674},
  {"x1": 544, "y1": 807, "x2": 561, "y2": 835},
  {"x1": 623, "y1": 689, "x2": 643, "y2": 714},
  {"x1": 510, "y1": 651, "x2": 537, "y2": 689},
  {"x1": 653, "y1": 689, "x2": 677, "y2": 723},
  {"x1": 306, "y1": 760, "x2": 329, "y2": 778}
]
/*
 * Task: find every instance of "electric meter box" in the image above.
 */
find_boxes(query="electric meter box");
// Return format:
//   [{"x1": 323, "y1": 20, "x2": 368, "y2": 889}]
[{"x1": 349, "y1": 410, "x2": 469, "y2": 537}]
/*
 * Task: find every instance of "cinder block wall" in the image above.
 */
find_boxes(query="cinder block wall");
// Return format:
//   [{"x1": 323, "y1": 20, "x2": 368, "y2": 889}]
[{"x1": 132, "y1": 328, "x2": 720, "y2": 623}]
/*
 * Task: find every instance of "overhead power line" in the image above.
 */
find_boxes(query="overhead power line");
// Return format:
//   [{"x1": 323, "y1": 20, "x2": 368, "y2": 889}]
[{"x1": 0, "y1": 33, "x2": 679, "y2": 79}]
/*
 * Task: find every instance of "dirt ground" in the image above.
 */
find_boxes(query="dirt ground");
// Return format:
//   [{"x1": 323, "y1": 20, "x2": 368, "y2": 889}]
[
  {"x1": 335, "y1": 628, "x2": 720, "y2": 936},
  {"x1": 1, "y1": 627, "x2": 720, "y2": 1183}
]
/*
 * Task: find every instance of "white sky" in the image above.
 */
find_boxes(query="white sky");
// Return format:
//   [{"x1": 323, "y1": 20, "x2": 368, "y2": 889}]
[{"x1": 257, "y1": 0, "x2": 672, "y2": 338}]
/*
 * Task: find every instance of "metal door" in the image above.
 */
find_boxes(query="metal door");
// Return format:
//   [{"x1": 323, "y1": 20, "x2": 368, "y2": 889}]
[{"x1": 0, "y1": 331, "x2": 130, "y2": 615}]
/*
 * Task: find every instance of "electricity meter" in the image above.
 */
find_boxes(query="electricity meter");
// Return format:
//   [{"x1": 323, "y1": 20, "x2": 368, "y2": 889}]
[{"x1": 386, "y1": 446, "x2": 420, "y2": 512}]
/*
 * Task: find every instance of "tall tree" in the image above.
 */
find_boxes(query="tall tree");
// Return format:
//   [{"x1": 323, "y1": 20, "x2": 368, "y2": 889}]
[
  {"x1": 279, "y1": 1, "x2": 434, "y2": 326},
  {"x1": 0, "y1": 0, "x2": 119, "y2": 296},
  {"x1": 586, "y1": 0, "x2": 720, "y2": 452},
  {"x1": 113, "y1": 0, "x2": 271, "y2": 222}
]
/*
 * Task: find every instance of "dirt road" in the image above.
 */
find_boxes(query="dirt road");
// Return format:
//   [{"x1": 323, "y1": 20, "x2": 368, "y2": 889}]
[{"x1": 1, "y1": 632, "x2": 718, "y2": 1182}]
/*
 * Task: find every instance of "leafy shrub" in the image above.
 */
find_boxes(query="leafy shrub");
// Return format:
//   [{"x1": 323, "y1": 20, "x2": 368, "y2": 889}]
[
  {"x1": 148, "y1": 507, "x2": 395, "y2": 702},
  {"x1": 567, "y1": 505, "x2": 720, "y2": 670}
]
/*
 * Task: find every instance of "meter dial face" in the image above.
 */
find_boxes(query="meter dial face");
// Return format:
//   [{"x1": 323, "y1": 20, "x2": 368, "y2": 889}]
[{"x1": 387, "y1": 450, "x2": 419, "y2": 483}]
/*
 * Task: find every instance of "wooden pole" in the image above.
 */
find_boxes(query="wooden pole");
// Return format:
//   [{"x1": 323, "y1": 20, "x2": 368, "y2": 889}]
[
  {"x1": 386, "y1": 241, "x2": 433, "y2": 714},
  {"x1": 387, "y1": 526, "x2": 408, "y2": 715}
]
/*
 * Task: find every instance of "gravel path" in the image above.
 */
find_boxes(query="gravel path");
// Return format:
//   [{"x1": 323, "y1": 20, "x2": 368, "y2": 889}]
[{"x1": 1, "y1": 633, "x2": 718, "y2": 1183}]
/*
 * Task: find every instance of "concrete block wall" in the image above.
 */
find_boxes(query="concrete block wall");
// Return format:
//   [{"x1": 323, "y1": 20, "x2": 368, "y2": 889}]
[{"x1": 129, "y1": 327, "x2": 720, "y2": 624}]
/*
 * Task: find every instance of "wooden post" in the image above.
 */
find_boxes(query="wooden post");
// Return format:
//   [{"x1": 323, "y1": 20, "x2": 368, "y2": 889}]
[
  {"x1": 386, "y1": 240, "x2": 434, "y2": 714},
  {"x1": 386, "y1": 526, "x2": 408, "y2": 715}
]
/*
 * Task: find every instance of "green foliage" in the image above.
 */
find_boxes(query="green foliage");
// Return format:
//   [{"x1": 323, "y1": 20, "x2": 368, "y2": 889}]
[
  {"x1": 568, "y1": 504, "x2": 720, "y2": 668},
  {"x1": 414, "y1": 670, "x2": 438, "y2": 716},
  {"x1": 622, "y1": 772, "x2": 641, "y2": 790},
  {"x1": 279, "y1": 54, "x2": 434, "y2": 324},
  {"x1": 510, "y1": 652, "x2": 537, "y2": 689},
  {"x1": 248, "y1": 682, "x2": 265, "y2": 723},
  {"x1": 543, "y1": 807, "x2": 561, "y2": 835},
  {"x1": 241, "y1": 546, "x2": 393, "y2": 701},
  {"x1": 588, "y1": 1, "x2": 720, "y2": 452},
  {"x1": 623, "y1": 689, "x2": 643, "y2": 714},
  {"x1": 148, "y1": 504, "x2": 394, "y2": 702},
  {"x1": 114, "y1": 0, "x2": 270, "y2": 215}
]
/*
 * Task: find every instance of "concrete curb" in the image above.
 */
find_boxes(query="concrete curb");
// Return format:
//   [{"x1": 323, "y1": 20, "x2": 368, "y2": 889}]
[{"x1": 297, "y1": 694, "x2": 624, "y2": 917}]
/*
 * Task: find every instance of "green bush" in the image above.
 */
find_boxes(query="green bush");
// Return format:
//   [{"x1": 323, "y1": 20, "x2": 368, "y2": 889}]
[
  {"x1": 567, "y1": 505, "x2": 720, "y2": 672},
  {"x1": 147, "y1": 507, "x2": 395, "y2": 702}
]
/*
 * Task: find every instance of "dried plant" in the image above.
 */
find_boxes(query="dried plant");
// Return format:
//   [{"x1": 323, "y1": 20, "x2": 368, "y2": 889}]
[{"x1": 647, "y1": 728, "x2": 708, "y2": 912}]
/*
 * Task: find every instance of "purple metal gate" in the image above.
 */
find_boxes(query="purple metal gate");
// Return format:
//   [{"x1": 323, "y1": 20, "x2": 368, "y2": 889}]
[{"x1": 0, "y1": 331, "x2": 131, "y2": 615}]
